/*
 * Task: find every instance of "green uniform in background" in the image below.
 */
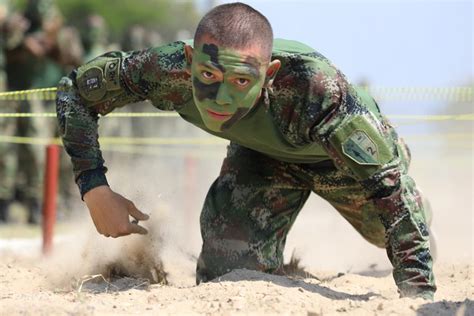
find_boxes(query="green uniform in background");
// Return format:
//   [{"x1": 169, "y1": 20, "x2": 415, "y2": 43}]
[
  {"x1": 3, "y1": 0, "x2": 65, "y2": 223},
  {"x1": 0, "y1": 0, "x2": 12, "y2": 221},
  {"x1": 56, "y1": 39, "x2": 436, "y2": 298},
  {"x1": 0, "y1": 0, "x2": 27, "y2": 221},
  {"x1": 0, "y1": 0, "x2": 6, "y2": 91},
  {"x1": 82, "y1": 14, "x2": 109, "y2": 63}
]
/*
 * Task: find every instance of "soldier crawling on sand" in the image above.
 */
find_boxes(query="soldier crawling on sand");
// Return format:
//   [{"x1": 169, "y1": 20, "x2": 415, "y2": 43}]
[{"x1": 56, "y1": 2, "x2": 436, "y2": 299}]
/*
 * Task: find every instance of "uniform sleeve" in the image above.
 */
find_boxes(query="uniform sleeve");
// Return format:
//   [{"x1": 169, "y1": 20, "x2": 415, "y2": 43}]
[
  {"x1": 270, "y1": 51, "x2": 347, "y2": 146},
  {"x1": 309, "y1": 83, "x2": 436, "y2": 298},
  {"x1": 56, "y1": 42, "x2": 190, "y2": 198}
]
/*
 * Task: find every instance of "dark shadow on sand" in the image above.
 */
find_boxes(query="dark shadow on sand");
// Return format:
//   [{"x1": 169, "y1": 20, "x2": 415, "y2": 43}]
[
  {"x1": 355, "y1": 268, "x2": 392, "y2": 278},
  {"x1": 211, "y1": 269, "x2": 380, "y2": 301},
  {"x1": 417, "y1": 299, "x2": 473, "y2": 316}
]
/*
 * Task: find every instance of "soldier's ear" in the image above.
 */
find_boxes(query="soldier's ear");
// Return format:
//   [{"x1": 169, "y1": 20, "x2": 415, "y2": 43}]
[
  {"x1": 184, "y1": 45, "x2": 194, "y2": 75},
  {"x1": 264, "y1": 59, "x2": 281, "y2": 88}
]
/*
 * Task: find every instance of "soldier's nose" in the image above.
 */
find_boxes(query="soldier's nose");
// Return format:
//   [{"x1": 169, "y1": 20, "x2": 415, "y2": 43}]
[{"x1": 215, "y1": 85, "x2": 232, "y2": 106}]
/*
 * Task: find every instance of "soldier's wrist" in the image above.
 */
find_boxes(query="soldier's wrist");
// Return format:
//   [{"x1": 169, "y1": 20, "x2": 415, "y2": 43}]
[{"x1": 77, "y1": 169, "x2": 109, "y2": 200}]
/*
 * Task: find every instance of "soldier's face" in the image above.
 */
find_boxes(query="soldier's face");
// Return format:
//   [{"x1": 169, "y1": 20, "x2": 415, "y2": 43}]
[{"x1": 186, "y1": 42, "x2": 269, "y2": 132}]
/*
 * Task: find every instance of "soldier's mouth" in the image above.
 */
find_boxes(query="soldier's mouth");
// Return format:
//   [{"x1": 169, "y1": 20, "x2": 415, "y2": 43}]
[{"x1": 206, "y1": 109, "x2": 233, "y2": 121}]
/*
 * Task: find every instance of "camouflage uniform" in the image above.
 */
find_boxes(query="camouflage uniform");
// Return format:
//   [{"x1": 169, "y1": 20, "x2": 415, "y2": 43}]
[
  {"x1": 122, "y1": 25, "x2": 165, "y2": 138},
  {"x1": 56, "y1": 39, "x2": 436, "y2": 298}
]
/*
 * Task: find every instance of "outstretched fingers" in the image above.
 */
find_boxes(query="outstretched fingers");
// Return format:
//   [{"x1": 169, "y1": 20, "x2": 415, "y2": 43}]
[
  {"x1": 127, "y1": 201, "x2": 150, "y2": 221},
  {"x1": 127, "y1": 222, "x2": 148, "y2": 235},
  {"x1": 124, "y1": 200, "x2": 149, "y2": 235}
]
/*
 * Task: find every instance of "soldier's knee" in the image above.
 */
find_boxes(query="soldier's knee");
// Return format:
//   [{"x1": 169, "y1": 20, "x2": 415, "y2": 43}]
[
  {"x1": 359, "y1": 217, "x2": 386, "y2": 248},
  {"x1": 196, "y1": 237, "x2": 282, "y2": 285},
  {"x1": 195, "y1": 243, "x2": 242, "y2": 285},
  {"x1": 363, "y1": 231, "x2": 386, "y2": 249}
]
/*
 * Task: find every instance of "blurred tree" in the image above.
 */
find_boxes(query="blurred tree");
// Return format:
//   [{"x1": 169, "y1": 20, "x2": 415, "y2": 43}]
[{"x1": 12, "y1": 0, "x2": 200, "y2": 43}]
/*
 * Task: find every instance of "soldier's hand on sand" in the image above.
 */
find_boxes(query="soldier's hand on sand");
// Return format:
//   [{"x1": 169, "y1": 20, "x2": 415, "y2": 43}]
[{"x1": 83, "y1": 185, "x2": 149, "y2": 238}]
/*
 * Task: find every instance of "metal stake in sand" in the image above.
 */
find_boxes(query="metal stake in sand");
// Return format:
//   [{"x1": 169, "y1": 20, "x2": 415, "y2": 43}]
[{"x1": 42, "y1": 144, "x2": 60, "y2": 255}]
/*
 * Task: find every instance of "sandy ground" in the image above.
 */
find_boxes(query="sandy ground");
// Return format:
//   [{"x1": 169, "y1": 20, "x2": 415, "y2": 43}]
[
  {"x1": 0, "y1": 250, "x2": 472, "y2": 315},
  {"x1": 0, "y1": 196, "x2": 472, "y2": 316},
  {"x1": 0, "y1": 116, "x2": 472, "y2": 315}
]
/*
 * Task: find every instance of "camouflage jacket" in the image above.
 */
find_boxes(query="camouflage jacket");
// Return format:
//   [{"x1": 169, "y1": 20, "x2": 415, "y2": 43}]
[{"x1": 56, "y1": 39, "x2": 435, "y2": 297}]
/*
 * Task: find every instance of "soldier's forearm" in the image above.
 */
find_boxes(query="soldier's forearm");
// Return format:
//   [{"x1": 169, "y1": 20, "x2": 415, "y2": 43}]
[
  {"x1": 375, "y1": 173, "x2": 436, "y2": 298},
  {"x1": 56, "y1": 49, "x2": 154, "y2": 197},
  {"x1": 56, "y1": 74, "x2": 108, "y2": 198}
]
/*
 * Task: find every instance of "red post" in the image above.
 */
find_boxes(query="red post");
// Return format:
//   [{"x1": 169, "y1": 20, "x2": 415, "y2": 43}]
[{"x1": 42, "y1": 144, "x2": 60, "y2": 255}]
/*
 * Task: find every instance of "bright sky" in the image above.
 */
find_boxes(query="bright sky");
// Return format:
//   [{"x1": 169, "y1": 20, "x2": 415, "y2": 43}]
[
  {"x1": 211, "y1": 0, "x2": 473, "y2": 118},
  {"x1": 218, "y1": 0, "x2": 472, "y2": 88}
]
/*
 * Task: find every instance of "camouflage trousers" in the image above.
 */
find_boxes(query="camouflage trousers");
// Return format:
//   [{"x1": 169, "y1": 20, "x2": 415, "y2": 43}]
[{"x1": 196, "y1": 141, "x2": 432, "y2": 286}]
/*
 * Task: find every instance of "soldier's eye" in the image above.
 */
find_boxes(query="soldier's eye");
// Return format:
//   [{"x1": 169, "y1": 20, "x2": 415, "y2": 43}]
[
  {"x1": 235, "y1": 78, "x2": 250, "y2": 86},
  {"x1": 201, "y1": 71, "x2": 215, "y2": 79}
]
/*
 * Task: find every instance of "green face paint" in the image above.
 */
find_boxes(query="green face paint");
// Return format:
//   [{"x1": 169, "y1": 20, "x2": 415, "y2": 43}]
[{"x1": 190, "y1": 43, "x2": 267, "y2": 132}]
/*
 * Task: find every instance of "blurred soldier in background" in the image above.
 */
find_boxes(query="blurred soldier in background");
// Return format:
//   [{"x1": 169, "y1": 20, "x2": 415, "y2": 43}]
[
  {"x1": 2, "y1": 0, "x2": 82, "y2": 223},
  {"x1": 1, "y1": 0, "x2": 200, "y2": 223},
  {"x1": 122, "y1": 25, "x2": 163, "y2": 52},
  {"x1": 82, "y1": 14, "x2": 109, "y2": 62},
  {"x1": 0, "y1": 0, "x2": 29, "y2": 222},
  {"x1": 0, "y1": 0, "x2": 12, "y2": 222}
]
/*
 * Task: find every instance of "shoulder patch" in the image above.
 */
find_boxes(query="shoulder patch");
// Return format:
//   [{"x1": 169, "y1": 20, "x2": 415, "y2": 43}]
[
  {"x1": 328, "y1": 115, "x2": 394, "y2": 180},
  {"x1": 342, "y1": 130, "x2": 379, "y2": 165},
  {"x1": 77, "y1": 66, "x2": 106, "y2": 102}
]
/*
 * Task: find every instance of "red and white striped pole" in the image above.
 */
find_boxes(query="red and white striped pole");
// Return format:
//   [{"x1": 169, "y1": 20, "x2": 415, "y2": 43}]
[{"x1": 42, "y1": 144, "x2": 60, "y2": 255}]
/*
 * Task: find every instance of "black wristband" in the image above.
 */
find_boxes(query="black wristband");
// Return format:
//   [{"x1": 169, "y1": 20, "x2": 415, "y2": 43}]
[{"x1": 77, "y1": 169, "x2": 109, "y2": 199}]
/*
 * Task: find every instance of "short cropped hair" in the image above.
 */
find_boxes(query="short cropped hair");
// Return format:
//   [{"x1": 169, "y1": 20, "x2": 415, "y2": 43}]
[{"x1": 194, "y1": 2, "x2": 273, "y2": 61}]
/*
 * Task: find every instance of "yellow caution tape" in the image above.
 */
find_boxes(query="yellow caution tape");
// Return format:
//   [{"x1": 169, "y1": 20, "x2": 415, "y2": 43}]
[
  {"x1": 403, "y1": 133, "x2": 473, "y2": 141},
  {"x1": 0, "y1": 135, "x2": 227, "y2": 146},
  {"x1": 0, "y1": 112, "x2": 472, "y2": 121},
  {"x1": 0, "y1": 136, "x2": 62, "y2": 146},
  {"x1": 101, "y1": 144, "x2": 226, "y2": 159},
  {"x1": 98, "y1": 136, "x2": 226, "y2": 146},
  {"x1": 0, "y1": 133, "x2": 471, "y2": 147},
  {"x1": 0, "y1": 136, "x2": 226, "y2": 158},
  {"x1": 0, "y1": 87, "x2": 57, "y2": 101},
  {"x1": 0, "y1": 112, "x2": 180, "y2": 118},
  {"x1": 0, "y1": 86, "x2": 472, "y2": 102},
  {"x1": 388, "y1": 114, "x2": 474, "y2": 121},
  {"x1": 365, "y1": 86, "x2": 473, "y2": 102}
]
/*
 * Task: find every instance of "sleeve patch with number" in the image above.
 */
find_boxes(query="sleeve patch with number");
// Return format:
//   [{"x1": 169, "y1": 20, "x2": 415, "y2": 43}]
[
  {"x1": 329, "y1": 115, "x2": 394, "y2": 179},
  {"x1": 343, "y1": 130, "x2": 379, "y2": 165}
]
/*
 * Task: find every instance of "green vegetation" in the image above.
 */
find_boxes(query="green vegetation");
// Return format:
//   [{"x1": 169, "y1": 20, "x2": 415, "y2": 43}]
[{"x1": 12, "y1": 0, "x2": 201, "y2": 42}]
